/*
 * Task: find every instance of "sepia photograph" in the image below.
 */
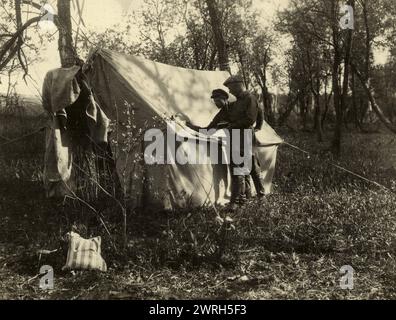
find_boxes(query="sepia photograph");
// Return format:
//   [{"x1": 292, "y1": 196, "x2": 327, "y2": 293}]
[{"x1": 0, "y1": 0, "x2": 395, "y2": 304}]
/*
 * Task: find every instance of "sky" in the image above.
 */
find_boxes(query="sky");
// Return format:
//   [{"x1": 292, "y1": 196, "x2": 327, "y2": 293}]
[{"x1": 0, "y1": 0, "x2": 389, "y2": 98}]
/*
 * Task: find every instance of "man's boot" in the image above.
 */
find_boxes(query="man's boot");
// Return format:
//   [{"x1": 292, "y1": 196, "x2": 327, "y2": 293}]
[
  {"x1": 230, "y1": 174, "x2": 246, "y2": 206},
  {"x1": 251, "y1": 156, "x2": 265, "y2": 198}
]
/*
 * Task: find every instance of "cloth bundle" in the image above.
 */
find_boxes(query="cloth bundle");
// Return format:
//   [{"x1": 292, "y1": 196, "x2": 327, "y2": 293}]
[{"x1": 62, "y1": 232, "x2": 107, "y2": 272}]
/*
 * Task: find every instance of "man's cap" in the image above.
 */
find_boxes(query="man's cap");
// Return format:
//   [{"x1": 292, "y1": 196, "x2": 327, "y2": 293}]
[
  {"x1": 223, "y1": 74, "x2": 244, "y2": 86},
  {"x1": 211, "y1": 88, "x2": 229, "y2": 99}
]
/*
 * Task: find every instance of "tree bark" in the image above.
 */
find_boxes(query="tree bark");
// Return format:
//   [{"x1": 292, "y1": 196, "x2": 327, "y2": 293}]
[
  {"x1": 208, "y1": 47, "x2": 217, "y2": 70},
  {"x1": 258, "y1": 68, "x2": 274, "y2": 125},
  {"x1": 14, "y1": 0, "x2": 22, "y2": 46},
  {"x1": 313, "y1": 75, "x2": 323, "y2": 142},
  {"x1": 299, "y1": 90, "x2": 308, "y2": 131},
  {"x1": 321, "y1": 92, "x2": 332, "y2": 129},
  {"x1": 57, "y1": 0, "x2": 75, "y2": 67},
  {"x1": 237, "y1": 50, "x2": 249, "y2": 89},
  {"x1": 350, "y1": 69, "x2": 365, "y2": 131},
  {"x1": 361, "y1": 0, "x2": 371, "y2": 120},
  {"x1": 339, "y1": 0, "x2": 354, "y2": 129},
  {"x1": 331, "y1": 0, "x2": 343, "y2": 156},
  {"x1": 262, "y1": 87, "x2": 274, "y2": 125},
  {"x1": 205, "y1": 0, "x2": 229, "y2": 72},
  {"x1": 331, "y1": 56, "x2": 342, "y2": 155}
]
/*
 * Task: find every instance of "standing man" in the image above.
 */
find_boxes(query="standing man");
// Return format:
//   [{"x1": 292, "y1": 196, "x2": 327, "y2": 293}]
[{"x1": 223, "y1": 75, "x2": 265, "y2": 205}]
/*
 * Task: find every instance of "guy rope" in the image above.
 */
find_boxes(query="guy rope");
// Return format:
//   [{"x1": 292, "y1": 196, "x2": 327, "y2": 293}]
[{"x1": 282, "y1": 141, "x2": 395, "y2": 195}]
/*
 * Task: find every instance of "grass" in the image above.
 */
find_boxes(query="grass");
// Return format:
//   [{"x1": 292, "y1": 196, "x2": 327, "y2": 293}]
[{"x1": 0, "y1": 108, "x2": 395, "y2": 300}]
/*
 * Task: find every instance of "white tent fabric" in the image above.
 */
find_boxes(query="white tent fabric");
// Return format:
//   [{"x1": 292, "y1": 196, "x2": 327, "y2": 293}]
[{"x1": 42, "y1": 48, "x2": 283, "y2": 209}]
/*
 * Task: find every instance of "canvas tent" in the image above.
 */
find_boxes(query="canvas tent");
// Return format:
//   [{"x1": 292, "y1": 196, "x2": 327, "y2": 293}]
[{"x1": 42, "y1": 48, "x2": 283, "y2": 209}]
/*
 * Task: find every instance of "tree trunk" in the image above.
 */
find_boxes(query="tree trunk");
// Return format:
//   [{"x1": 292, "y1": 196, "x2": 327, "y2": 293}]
[
  {"x1": 331, "y1": 1, "x2": 342, "y2": 156},
  {"x1": 238, "y1": 50, "x2": 249, "y2": 89},
  {"x1": 331, "y1": 57, "x2": 342, "y2": 156},
  {"x1": 322, "y1": 75, "x2": 329, "y2": 128},
  {"x1": 262, "y1": 85, "x2": 274, "y2": 126},
  {"x1": 208, "y1": 48, "x2": 217, "y2": 70},
  {"x1": 340, "y1": 0, "x2": 354, "y2": 130},
  {"x1": 57, "y1": 0, "x2": 75, "y2": 67},
  {"x1": 362, "y1": 0, "x2": 371, "y2": 121},
  {"x1": 14, "y1": 0, "x2": 22, "y2": 46},
  {"x1": 351, "y1": 62, "x2": 396, "y2": 134},
  {"x1": 322, "y1": 91, "x2": 333, "y2": 128},
  {"x1": 299, "y1": 90, "x2": 308, "y2": 131},
  {"x1": 351, "y1": 70, "x2": 357, "y2": 128},
  {"x1": 205, "y1": 0, "x2": 229, "y2": 72},
  {"x1": 350, "y1": 70, "x2": 364, "y2": 130},
  {"x1": 313, "y1": 77, "x2": 323, "y2": 142}
]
